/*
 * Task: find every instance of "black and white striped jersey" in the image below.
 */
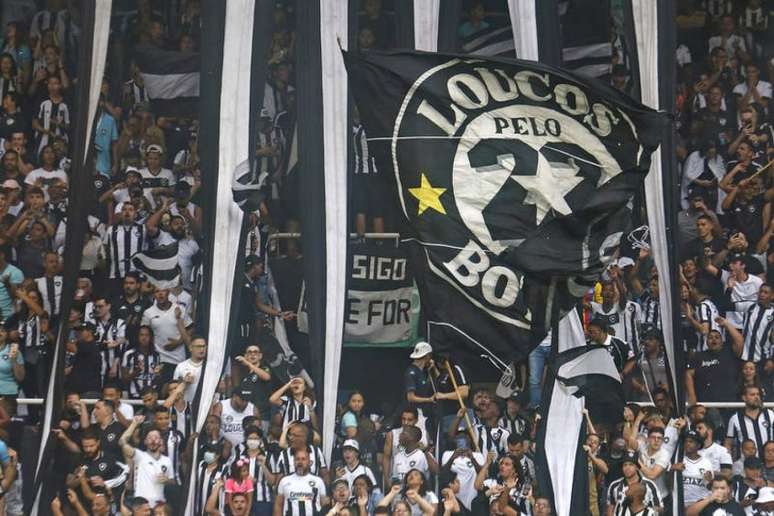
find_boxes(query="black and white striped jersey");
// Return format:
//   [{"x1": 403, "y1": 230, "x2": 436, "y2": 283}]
[
  {"x1": 695, "y1": 298, "x2": 722, "y2": 352},
  {"x1": 726, "y1": 409, "x2": 774, "y2": 458},
  {"x1": 741, "y1": 303, "x2": 774, "y2": 362},
  {"x1": 103, "y1": 223, "x2": 146, "y2": 279},
  {"x1": 280, "y1": 395, "x2": 315, "y2": 429},
  {"x1": 276, "y1": 445, "x2": 327, "y2": 477},
  {"x1": 193, "y1": 461, "x2": 226, "y2": 515},
  {"x1": 606, "y1": 474, "x2": 662, "y2": 516},
  {"x1": 353, "y1": 124, "x2": 377, "y2": 175},
  {"x1": 121, "y1": 347, "x2": 161, "y2": 398},
  {"x1": 34, "y1": 274, "x2": 62, "y2": 318},
  {"x1": 591, "y1": 301, "x2": 641, "y2": 354}
]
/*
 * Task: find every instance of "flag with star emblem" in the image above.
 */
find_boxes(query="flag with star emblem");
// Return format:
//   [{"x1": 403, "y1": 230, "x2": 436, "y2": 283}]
[{"x1": 343, "y1": 50, "x2": 667, "y2": 362}]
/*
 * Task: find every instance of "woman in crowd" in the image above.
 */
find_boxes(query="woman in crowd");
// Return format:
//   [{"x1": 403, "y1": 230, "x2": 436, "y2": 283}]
[
  {"x1": 475, "y1": 452, "x2": 531, "y2": 516},
  {"x1": 0, "y1": 325, "x2": 22, "y2": 398},
  {"x1": 340, "y1": 391, "x2": 366, "y2": 438}
]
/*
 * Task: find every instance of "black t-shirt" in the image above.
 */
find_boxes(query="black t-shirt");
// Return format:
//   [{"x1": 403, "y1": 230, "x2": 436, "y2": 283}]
[
  {"x1": 695, "y1": 107, "x2": 734, "y2": 146},
  {"x1": 81, "y1": 451, "x2": 126, "y2": 484},
  {"x1": 688, "y1": 348, "x2": 740, "y2": 402},
  {"x1": 68, "y1": 339, "x2": 102, "y2": 395},
  {"x1": 112, "y1": 294, "x2": 150, "y2": 337},
  {"x1": 404, "y1": 364, "x2": 433, "y2": 414},
  {"x1": 239, "y1": 275, "x2": 258, "y2": 327},
  {"x1": 97, "y1": 420, "x2": 126, "y2": 461},
  {"x1": 683, "y1": 236, "x2": 726, "y2": 266},
  {"x1": 727, "y1": 195, "x2": 766, "y2": 246},
  {"x1": 698, "y1": 499, "x2": 745, "y2": 515},
  {"x1": 241, "y1": 367, "x2": 271, "y2": 418}
]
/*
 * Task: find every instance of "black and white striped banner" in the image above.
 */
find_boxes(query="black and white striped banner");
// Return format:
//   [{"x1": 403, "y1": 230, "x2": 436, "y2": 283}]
[
  {"x1": 30, "y1": 0, "x2": 112, "y2": 512},
  {"x1": 134, "y1": 45, "x2": 200, "y2": 99},
  {"x1": 131, "y1": 243, "x2": 181, "y2": 289}
]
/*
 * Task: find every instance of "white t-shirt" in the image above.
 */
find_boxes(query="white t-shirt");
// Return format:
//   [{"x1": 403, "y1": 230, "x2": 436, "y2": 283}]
[
  {"x1": 441, "y1": 451, "x2": 484, "y2": 510},
  {"x1": 25, "y1": 167, "x2": 67, "y2": 199},
  {"x1": 116, "y1": 402, "x2": 134, "y2": 422},
  {"x1": 141, "y1": 302, "x2": 192, "y2": 365},
  {"x1": 682, "y1": 455, "x2": 713, "y2": 505},
  {"x1": 140, "y1": 167, "x2": 176, "y2": 191},
  {"x1": 173, "y1": 359, "x2": 203, "y2": 403},
  {"x1": 219, "y1": 398, "x2": 256, "y2": 447},
  {"x1": 339, "y1": 462, "x2": 377, "y2": 489},
  {"x1": 638, "y1": 443, "x2": 671, "y2": 499},
  {"x1": 402, "y1": 490, "x2": 438, "y2": 516},
  {"x1": 133, "y1": 449, "x2": 173, "y2": 507},
  {"x1": 392, "y1": 448, "x2": 429, "y2": 481},
  {"x1": 733, "y1": 80, "x2": 773, "y2": 101},
  {"x1": 277, "y1": 473, "x2": 326, "y2": 516},
  {"x1": 699, "y1": 442, "x2": 733, "y2": 473},
  {"x1": 721, "y1": 270, "x2": 763, "y2": 328}
]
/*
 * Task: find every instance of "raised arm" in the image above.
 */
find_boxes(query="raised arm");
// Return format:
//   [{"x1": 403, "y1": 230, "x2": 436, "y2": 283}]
[{"x1": 119, "y1": 415, "x2": 144, "y2": 460}]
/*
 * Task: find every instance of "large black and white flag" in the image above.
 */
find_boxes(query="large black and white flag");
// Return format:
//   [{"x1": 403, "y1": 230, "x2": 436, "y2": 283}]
[
  {"x1": 535, "y1": 310, "x2": 624, "y2": 516},
  {"x1": 134, "y1": 45, "x2": 200, "y2": 99},
  {"x1": 131, "y1": 243, "x2": 181, "y2": 289},
  {"x1": 344, "y1": 50, "x2": 666, "y2": 361}
]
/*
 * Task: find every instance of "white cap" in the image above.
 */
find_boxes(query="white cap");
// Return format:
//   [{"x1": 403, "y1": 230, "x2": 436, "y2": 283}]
[
  {"x1": 342, "y1": 439, "x2": 360, "y2": 452},
  {"x1": 756, "y1": 486, "x2": 774, "y2": 504},
  {"x1": 1, "y1": 179, "x2": 20, "y2": 189},
  {"x1": 145, "y1": 143, "x2": 164, "y2": 154},
  {"x1": 409, "y1": 341, "x2": 432, "y2": 359}
]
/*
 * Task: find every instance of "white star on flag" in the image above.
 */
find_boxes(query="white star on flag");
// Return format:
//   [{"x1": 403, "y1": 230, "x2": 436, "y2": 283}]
[{"x1": 511, "y1": 156, "x2": 583, "y2": 225}]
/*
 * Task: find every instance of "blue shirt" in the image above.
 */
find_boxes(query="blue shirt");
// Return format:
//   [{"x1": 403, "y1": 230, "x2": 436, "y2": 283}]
[
  {"x1": 0, "y1": 264, "x2": 23, "y2": 320},
  {"x1": 94, "y1": 113, "x2": 118, "y2": 175},
  {"x1": 0, "y1": 344, "x2": 22, "y2": 396}
]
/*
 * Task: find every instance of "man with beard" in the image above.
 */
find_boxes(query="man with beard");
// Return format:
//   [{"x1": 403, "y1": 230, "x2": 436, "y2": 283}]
[
  {"x1": 112, "y1": 272, "x2": 150, "y2": 339},
  {"x1": 696, "y1": 420, "x2": 733, "y2": 475},
  {"x1": 726, "y1": 385, "x2": 774, "y2": 458},
  {"x1": 120, "y1": 415, "x2": 175, "y2": 508},
  {"x1": 275, "y1": 448, "x2": 329, "y2": 516},
  {"x1": 76, "y1": 429, "x2": 128, "y2": 507}
]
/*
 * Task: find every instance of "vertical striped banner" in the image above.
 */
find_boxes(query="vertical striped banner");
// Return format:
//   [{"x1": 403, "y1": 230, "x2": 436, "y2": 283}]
[{"x1": 30, "y1": 0, "x2": 112, "y2": 511}]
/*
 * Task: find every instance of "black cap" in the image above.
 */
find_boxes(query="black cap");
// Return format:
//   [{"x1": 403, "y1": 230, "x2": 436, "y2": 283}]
[
  {"x1": 684, "y1": 430, "x2": 703, "y2": 445},
  {"x1": 686, "y1": 188, "x2": 704, "y2": 201},
  {"x1": 175, "y1": 181, "x2": 192, "y2": 192},
  {"x1": 640, "y1": 325, "x2": 662, "y2": 342},
  {"x1": 245, "y1": 255, "x2": 264, "y2": 267},
  {"x1": 612, "y1": 64, "x2": 627, "y2": 77},
  {"x1": 234, "y1": 388, "x2": 253, "y2": 399},
  {"x1": 728, "y1": 252, "x2": 746, "y2": 264},
  {"x1": 622, "y1": 450, "x2": 639, "y2": 465},
  {"x1": 745, "y1": 456, "x2": 764, "y2": 469},
  {"x1": 77, "y1": 321, "x2": 96, "y2": 332},
  {"x1": 588, "y1": 315, "x2": 609, "y2": 330}
]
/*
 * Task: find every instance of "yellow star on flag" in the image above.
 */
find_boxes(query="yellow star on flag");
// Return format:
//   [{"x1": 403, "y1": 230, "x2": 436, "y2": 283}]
[{"x1": 409, "y1": 173, "x2": 447, "y2": 215}]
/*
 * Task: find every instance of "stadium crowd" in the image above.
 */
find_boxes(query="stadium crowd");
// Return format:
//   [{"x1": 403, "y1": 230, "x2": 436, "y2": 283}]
[{"x1": 0, "y1": 0, "x2": 772, "y2": 515}]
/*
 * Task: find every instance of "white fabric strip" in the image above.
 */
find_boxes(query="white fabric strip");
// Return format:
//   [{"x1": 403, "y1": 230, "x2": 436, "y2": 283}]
[
  {"x1": 507, "y1": 0, "x2": 539, "y2": 60},
  {"x1": 140, "y1": 72, "x2": 200, "y2": 99},
  {"x1": 32, "y1": 1, "x2": 112, "y2": 513},
  {"x1": 184, "y1": 1, "x2": 253, "y2": 513},
  {"x1": 413, "y1": 0, "x2": 439, "y2": 52},
  {"x1": 320, "y1": 0, "x2": 349, "y2": 462},
  {"x1": 631, "y1": 0, "x2": 676, "y2": 408},
  {"x1": 545, "y1": 310, "x2": 586, "y2": 516}
]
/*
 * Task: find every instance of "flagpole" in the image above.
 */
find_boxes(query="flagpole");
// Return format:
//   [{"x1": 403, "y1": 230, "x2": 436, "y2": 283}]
[{"x1": 444, "y1": 360, "x2": 480, "y2": 453}]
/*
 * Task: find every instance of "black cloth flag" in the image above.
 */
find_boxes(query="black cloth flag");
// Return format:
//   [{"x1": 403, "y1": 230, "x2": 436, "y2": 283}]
[
  {"x1": 134, "y1": 45, "x2": 200, "y2": 99},
  {"x1": 344, "y1": 50, "x2": 666, "y2": 362}
]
